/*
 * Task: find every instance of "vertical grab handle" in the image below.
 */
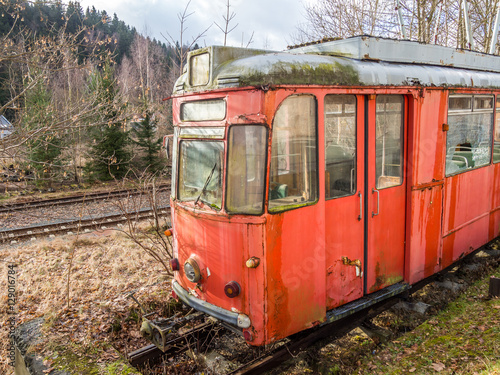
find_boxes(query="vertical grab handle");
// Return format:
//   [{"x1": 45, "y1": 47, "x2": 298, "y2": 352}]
[
  {"x1": 358, "y1": 191, "x2": 362, "y2": 221},
  {"x1": 372, "y1": 188, "x2": 380, "y2": 217}
]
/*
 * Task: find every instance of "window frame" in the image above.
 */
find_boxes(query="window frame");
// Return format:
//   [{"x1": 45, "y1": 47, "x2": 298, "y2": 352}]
[
  {"x1": 177, "y1": 139, "x2": 225, "y2": 210},
  {"x1": 494, "y1": 95, "x2": 500, "y2": 164},
  {"x1": 445, "y1": 93, "x2": 494, "y2": 176},
  {"x1": 324, "y1": 94, "x2": 358, "y2": 200},
  {"x1": 374, "y1": 94, "x2": 406, "y2": 190},
  {"x1": 180, "y1": 98, "x2": 227, "y2": 122},
  {"x1": 268, "y1": 94, "x2": 319, "y2": 214},
  {"x1": 225, "y1": 124, "x2": 269, "y2": 216}
]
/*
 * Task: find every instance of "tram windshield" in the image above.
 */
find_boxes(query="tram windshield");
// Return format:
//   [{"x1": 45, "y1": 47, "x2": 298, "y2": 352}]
[{"x1": 178, "y1": 140, "x2": 224, "y2": 209}]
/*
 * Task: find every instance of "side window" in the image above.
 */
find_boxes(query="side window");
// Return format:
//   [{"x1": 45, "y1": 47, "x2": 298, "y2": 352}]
[
  {"x1": 495, "y1": 96, "x2": 500, "y2": 163},
  {"x1": 446, "y1": 94, "x2": 494, "y2": 175},
  {"x1": 375, "y1": 95, "x2": 404, "y2": 189},
  {"x1": 324, "y1": 95, "x2": 356, "y2": 199},
  {"x1": 226, "y1": 125, "x2": 267, "y2": 214},
  {"x1": 269, "y1": 95, "x2": 318, "y2": 213}
]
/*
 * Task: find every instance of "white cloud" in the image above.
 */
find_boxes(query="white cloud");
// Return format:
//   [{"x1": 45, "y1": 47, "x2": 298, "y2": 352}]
[{"x1": 74, "y1": 0, "x2": 310, "y2": 50}]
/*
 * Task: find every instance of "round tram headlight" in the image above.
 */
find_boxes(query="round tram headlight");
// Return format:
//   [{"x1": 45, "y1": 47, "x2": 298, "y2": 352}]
[{"x1": 184, "y1": 258, "x2": 201, "y2": 283}]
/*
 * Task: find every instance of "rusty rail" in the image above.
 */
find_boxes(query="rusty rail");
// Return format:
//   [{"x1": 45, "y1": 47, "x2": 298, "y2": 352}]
[
  {"x1": 128, "y1": 319, "x2": 218, "y2": 367},
  {"x1": 0, "y1": 205, "x2": 170, "y2": 243},
  {"x1": 0, "y1": 184, "x2": 170, "y2": 214}
]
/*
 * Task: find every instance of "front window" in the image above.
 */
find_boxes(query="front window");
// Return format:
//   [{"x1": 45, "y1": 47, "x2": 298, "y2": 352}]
[
  {"x1": 269, "y1": 95, "x2": 318, "y2": 212},
  {"x1": 226, "y1": 125, "x2": 267, "y2": 214},
  {"x1": 178, "y1": 141, "x2": 224, "y2": 209},
  {"x1": 180, "y1": 99, "x2": 226, "y2": 122}
]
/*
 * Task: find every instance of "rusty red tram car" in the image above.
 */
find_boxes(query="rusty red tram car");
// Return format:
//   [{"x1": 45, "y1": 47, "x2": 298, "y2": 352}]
[{"x1": 160, "y1": 36, "x2": 500, "y2": 347}]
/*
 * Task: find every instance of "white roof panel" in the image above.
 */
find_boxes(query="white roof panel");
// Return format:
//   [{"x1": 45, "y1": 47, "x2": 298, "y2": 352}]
[{"x1": 288, "y1": 36, "x2": 500, "y2": 73}]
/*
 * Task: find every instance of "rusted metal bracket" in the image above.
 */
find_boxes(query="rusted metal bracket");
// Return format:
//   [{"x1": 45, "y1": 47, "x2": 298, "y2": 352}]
[{"x1": 141, "y1": 311, "x2": 205, "y2": 352}]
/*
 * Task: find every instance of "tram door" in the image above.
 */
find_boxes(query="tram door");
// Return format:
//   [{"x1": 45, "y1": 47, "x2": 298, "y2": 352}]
[
  {"x1": 365, "y1": 95, "x2": 406, "y2": 293},
  {"x1": 324, "y1": 94, "x2": 366, "y2": 309},
  {"x1": 324, "y1": 94, "x2": 406, "y2": 307}
]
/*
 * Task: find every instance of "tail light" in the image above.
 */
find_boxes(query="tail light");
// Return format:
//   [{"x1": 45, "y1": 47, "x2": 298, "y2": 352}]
[
  {"x1": 243, "y1": 330, "x2": 253, "y2": 342},
  {"x1": 224, "y1": 281, "x2": 241, "y2": 298},
  {"x1": 170, "y1": 258, "x2": 180, "y2": 271}
]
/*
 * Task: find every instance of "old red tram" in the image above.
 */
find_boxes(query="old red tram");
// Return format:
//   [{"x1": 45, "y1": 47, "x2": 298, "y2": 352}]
[{"x1": 160, "y1": 36, "x2": 500, "y2": 347}]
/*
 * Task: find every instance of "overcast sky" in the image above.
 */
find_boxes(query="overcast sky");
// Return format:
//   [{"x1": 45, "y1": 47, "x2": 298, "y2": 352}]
[{"x1": 75, "y1": 0, "x2": 315, "y2": 51}]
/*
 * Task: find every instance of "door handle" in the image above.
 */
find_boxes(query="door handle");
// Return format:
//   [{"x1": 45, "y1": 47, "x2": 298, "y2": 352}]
[
  {"x1": 358, "y1": 191, "x2": 362, "y2": 221},
  {"x1": 372, "y1": 188, "x2": 380, "y2": 217}
]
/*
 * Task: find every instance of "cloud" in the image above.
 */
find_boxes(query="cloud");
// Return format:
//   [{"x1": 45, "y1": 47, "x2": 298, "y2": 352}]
[{"x1": 75, "y1": 0, "x2": 309, "y2": 50}]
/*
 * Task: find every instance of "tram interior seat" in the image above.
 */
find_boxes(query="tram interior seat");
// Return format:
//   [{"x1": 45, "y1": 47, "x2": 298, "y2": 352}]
[
  {"x1": 270, "y1": 183, "x2": 288, "y2": 199},
  {"x1": 448, "y1": 144, "x2": 474, "y2": 171},
  {"x1": 325, "y1": 144, "x2": 355, "y2": 198}
]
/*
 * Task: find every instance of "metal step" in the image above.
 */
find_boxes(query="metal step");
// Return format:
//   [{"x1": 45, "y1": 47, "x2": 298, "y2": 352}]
[{"x1": 325, "y1": 282, "x2": 410, "y2": 324}]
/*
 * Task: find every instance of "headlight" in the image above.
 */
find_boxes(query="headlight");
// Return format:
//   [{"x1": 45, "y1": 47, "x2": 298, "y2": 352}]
[{"x1": 184, "y1": 258, "x2": 201, "y2": 283}]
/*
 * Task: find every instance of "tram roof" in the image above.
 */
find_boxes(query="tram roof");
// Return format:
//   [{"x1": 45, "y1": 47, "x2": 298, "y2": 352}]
[{"x1": 173, "y1": 36, "x2": 500, "y2": 95}]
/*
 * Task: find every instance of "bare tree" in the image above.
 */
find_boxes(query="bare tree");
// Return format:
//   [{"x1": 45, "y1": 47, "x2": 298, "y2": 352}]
[
  {"x1": 215, "y1": 0, "x2": 238, "y2": 46},
  {"x1": 161, "y1": 0, "x2": 211, "y2": 78},
  {"x1": 112, "y1": 175, "x2": 173, "y2": 276},
  {"x1": 0, "y1": 3, "x2": 119, "y2": 186},
  {"x1": 294, "y1": 0, "x2": 397, "y2": 42},
  {"x1": 295, "y1": 0, "x2": 500, "y2": 54}
]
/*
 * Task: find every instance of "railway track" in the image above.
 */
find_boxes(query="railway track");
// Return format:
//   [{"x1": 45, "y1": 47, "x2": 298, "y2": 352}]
[
  {"x1": 0, "y1": 184, "x2": 170, "y2": 214},
  {"x1": 127, "y1": 245, "x2": 500, "y2": 375},
  {"x1": 0, "y1": 205, "x2": 171, "y2": 244}
]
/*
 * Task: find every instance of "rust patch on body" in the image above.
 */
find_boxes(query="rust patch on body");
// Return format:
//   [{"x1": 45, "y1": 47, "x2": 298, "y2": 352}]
[
  {"x1": 342, "y1": 256, "x2": 361, "y2": 268},
  {"x1": 342, "y1": 256, "x2": 363, "y2": 278}
]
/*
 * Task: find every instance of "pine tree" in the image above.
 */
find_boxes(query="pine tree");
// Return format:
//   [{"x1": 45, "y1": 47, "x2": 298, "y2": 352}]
[
  {"x1": 131, "y1": 111, "x2": 163, "y2": 173},
  {"x1": 86, "y1": 61, "x2": 130, "y2": 181},
  {"x1": 24, "y1": 79, "x2": 64, "y2": 188}
]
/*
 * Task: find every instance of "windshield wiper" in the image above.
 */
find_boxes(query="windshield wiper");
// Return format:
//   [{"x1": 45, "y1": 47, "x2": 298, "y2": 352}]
[{"x1": 195, "y1": 162, "x2": 217, "y2": 207}]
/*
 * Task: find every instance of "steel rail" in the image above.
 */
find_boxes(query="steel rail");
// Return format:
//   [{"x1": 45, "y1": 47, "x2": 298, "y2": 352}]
[
  {"x1": 128, "y1": 320, "x2": 219, "y2": 367},
  {"x1": 228, "y1": 297, "x2": 400, "y2": 375},
  {"x1": 0, "y1": 205, "x2": 171, "y2": 243},
  {"x1": 125, "y1": 245, "x2": 499, "y2": 374},
  {"x1": 0, "y1": 184, "x2": 170, "y2": 214}
]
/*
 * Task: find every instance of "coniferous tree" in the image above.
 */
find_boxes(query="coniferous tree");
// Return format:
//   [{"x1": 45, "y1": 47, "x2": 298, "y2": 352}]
[
  {"x1": 86, "y1": 61, "x2": 130, "y2": 181},
  {"x1": 131, "y1": 111, "x2": 163, "y2": 173},
  {"x1": 24, "y1": 78, "x2": 64, "y2": 188}
]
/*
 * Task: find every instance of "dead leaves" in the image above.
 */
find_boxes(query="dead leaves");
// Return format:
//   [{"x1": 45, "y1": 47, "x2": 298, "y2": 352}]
[{"x1": 430, "y1": 362, "x2": 446, "y2": 372}]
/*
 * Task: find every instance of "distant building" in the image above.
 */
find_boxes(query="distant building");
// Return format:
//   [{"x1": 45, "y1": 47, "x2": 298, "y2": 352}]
[{"x1": 0, "y1": 115, "x2": 13, "y2": 139}]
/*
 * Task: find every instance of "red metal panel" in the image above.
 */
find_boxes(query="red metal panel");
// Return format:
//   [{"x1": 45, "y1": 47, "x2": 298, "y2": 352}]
[
  {"x1": 173, "y1": 90, "x2": 265, "y2": 126},
  {"x1": 442, "y1": 167, "x2": 495, "y2": 267},
  {"x1": 261, "y1": 88, "x2": 326, "y2": 343},
  {"x1": 490, "y1": 164, "x2": 500, "y2": 238},
  {"x1": 324, "y1": 95, "x2": 365, "y2": 308},
  {"x1": 443, "y1": 168, "x2": 493, "y2": 235},
  {"x1": 366, "y1": 96, "x2": 406, "y2": 293},
  {"x1": 407, "y1": 185, "x2": 443, "y2": 284},
  {"x1": 173, "y1": 205, "x2": 267, "y2": 342},
  {"x1": 405, "y1": 90, "x2": 446, "y2": 284},
  {"x1": 442, "y1": 216, "x2": 490, "y2": 267},
  {"x1": 411, "y1": 90, "x2": 447, "y2": 184},
  {"x1": 264, "y1": 207, "x2": 326, "y2": 343}
]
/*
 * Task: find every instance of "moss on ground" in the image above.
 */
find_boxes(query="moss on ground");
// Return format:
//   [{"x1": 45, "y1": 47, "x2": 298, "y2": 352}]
[
  {"x1": 42, "y1": 343, "x2": 141, "y2": 375},
  {"x1": 354, "y1": 267, "x2": 500, "y2": 375}
]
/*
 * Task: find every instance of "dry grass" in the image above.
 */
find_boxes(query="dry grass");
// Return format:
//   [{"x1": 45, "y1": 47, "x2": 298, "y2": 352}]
[{"x1": 0, "y1": 229, "x2": 173, "y2": 374}]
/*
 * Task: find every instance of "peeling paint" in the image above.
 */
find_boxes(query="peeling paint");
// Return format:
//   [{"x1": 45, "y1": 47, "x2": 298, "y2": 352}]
[{"x1": 342, "y1": 256, "x2": 363, "y2": 278}]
